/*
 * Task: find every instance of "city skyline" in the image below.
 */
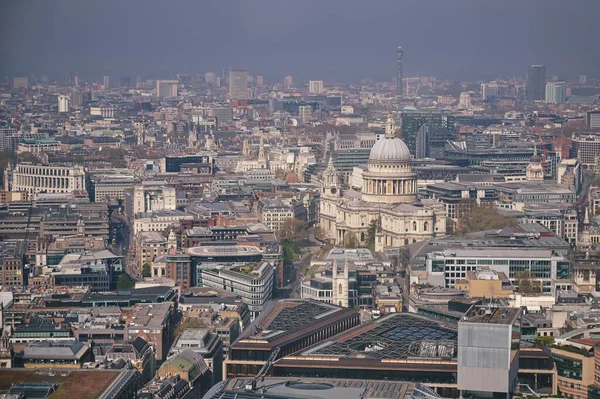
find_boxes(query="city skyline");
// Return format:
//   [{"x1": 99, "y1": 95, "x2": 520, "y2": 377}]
[{"x1": 1, "y1": 0, "x2": 599, "y2": 82}]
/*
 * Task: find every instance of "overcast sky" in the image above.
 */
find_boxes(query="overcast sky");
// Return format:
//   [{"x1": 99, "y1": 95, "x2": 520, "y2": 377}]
[{"x1": 1, "y1": 0, "x2": 598, "y2": 82}]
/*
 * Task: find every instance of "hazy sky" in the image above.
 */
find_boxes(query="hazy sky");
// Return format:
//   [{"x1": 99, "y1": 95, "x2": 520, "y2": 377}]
[{"x1": 1, "y1": 0, "x2": 598, "y2": 82}]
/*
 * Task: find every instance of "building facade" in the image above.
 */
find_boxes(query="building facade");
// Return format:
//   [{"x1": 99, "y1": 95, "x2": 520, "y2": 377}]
[
  {"x1": 320, "y1": 111, "x2": 447, "y2": 250},
  {"x1": 5, "y1": 163, "x2": 85, "y2": 196}
]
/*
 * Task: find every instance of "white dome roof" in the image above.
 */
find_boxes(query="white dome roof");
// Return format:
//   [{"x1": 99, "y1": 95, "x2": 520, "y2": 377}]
[{"x1": 369, "y1": 137, "x2": 411, "y2": 162}]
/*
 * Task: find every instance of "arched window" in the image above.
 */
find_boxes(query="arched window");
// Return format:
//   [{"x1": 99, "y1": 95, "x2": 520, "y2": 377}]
[
  {"x1": 338, "y1": 283, "x2": 343, "y2": 295},
  {"x1": 360, "y1": 232, "x2": 365, "y2": 241},
  {"x1": 413, "y1": 221, "x2": 417, "y2": 231},
  {"x1": 424, "y1": 222, "x2": 429, "y2": 231}
]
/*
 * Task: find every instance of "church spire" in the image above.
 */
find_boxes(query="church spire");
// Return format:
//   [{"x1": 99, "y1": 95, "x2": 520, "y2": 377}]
[{"x1": 258, "y1": 135, "x2": 266, "y2": 161}]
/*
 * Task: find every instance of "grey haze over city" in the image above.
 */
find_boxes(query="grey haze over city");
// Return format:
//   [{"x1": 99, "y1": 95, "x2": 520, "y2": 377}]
[{"x1": 1, "y1": 0, "x2": 599, "y2": 82}]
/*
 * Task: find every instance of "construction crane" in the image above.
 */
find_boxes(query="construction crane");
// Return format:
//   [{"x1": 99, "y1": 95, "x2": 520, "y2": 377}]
[
  {"x1": 245, "y1": 347, "x2": 281, "y2": 393},
  {"x1": 532, "y1": 114, "x2": 549, "y2": 170}
]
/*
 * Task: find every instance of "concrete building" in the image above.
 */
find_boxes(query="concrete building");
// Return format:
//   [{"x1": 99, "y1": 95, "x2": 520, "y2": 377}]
[
  {"x1": 454, "y1": 269, "x2": 514, "y2": 299},
  {"x1": 526, "y1": 65, "x2": 546, "y2": 101},
  {"x1": 424, "y1": 248, "x2": 570, "y2": 293},
  {"x1": 169, "y1": 328, "x2": 224, "y2": 386},
  {"x1": 570, "y1": 133, "x2": 600, "y2": 168},
  {"x1": 229, "y1": 69, "x2": 248, "y2": 101},
  {"x1": 156, "y1": 79, "x2": 179, "y2": 98},
  {"x1": 16, "y1": 340, "x2": 92, "y2": 369},
  {"x1": 545, "y1": 81, "x2": 567, "y2": 104},
  {"x1": 459, "y1": 92, "x2": 471, "y2": 108},
  {"x1": 309, "y1": 80, "x2": 324, "y2": 94},
  {"x1": 481, "y1": 83, "x2": 499, "y2": 101},
  {"x1": 258, "y1": 199, "x2": 293, "y2": 232},
  {"x1": 16, "y1": 138, "x2": 60, "y2": 154},
  {"x1": 103, "y1": 75, "x2": 111, "y2": 89},
  {"x1": 298, "y1": 105, "x2": 312, "y2": 124},
  {"x1": 283, "y1": 75, "x2": 293, "y2": 90},
  {"x1": 13, "y1": 77, "x2": 28, "y2": 89},
  {"x1": 5, "y1": 163, "x2": 85, "y2": 196},
  {"x1": 200, "y1": 261, "x2": 275, "y2": 319},
  {"x1": 586, "y1": 111, "x2": 600, "y2": 129},
  {"x1": 458, "y1": 306, "x2": 522, "y2": 397},
  {"x1": 156, "y1": 349, "x2": 213, "y2": 398},
  {"x1": 58, "y1": 95, "x2": 70, "y2": 113},
  {"x1": 125, "y1": 184, "x2": 177, "y2": 219},
  {"x1": 90, "y1": 106, "x2": 115, "y2": 118},
  {"x1": 126, "y1": 302, "x2": 176, "y2": 362}
]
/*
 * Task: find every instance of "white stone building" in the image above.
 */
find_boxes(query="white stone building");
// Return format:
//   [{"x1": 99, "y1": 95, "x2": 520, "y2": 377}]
[{"x1": 319, "y1": 111, "x2": 447, "y2": 250}]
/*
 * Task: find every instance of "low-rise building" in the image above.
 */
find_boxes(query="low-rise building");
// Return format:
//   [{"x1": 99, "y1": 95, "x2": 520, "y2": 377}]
[
  {"x1": 169, "y1": 328, "x2": 224, "y2": 385},
  {"x1": 16, "y1": 340, "x2": 91, "y2": 369}
]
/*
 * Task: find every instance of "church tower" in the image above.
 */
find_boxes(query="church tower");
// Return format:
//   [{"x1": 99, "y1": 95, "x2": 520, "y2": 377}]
[
  {"x1": 258, "y1": 135, "x2": 266, "y2": 164},
  {"x1": 242, "y1": 138, "x2": 250, "y2": 156},
  {"x1": 167, "y1": 229, "x2": 177, "y2": 250},
  {"x1": 332, "y1": 258, "x2": 349, "y2": 308},
  {"x1": 322, "y1": 156, "x2": 340, "y2": 198},
  {"x1": 526, "y1": 146, "x2": 544, "y2": 182}
]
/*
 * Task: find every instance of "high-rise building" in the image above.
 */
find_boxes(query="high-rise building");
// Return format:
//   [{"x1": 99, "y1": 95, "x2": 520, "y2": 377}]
[
  {"x1": 459, "y1": 92, "x2": 472, "y2": 108},
  {"x1": 401, "y1": 112, "x2": 455, "y2": 155},
  {"x1": 256, "y1": 75, "x2": 264, "y2": 87},
  {"x1": 103, "y1": 75, "x2": 111, "y2": 89},
  {"x1": 71, "y1": 89, "x2": 91, "y2": 107},
  {"x1": 396, "y1": 46, "x2": 403, "y2": 97},
  {"x1": 309, "y1": 80, "x2": 324, "y2": 94},
  {"x1": 156, "y1": 80, "x2": 179, "y2": 98},
  {"x1": 481, "y1": 83, "x2": 499, "y2": 101},
  {"x1": 205, "y1": 72, "x2": 217, "y2": 85},
  {"x1": 545, "y1": 81, "x2": 567, "y2": 104},
  {"x1": 587, "y1": 111, "x2": 600, "y2": 129},
  {"x1": 58, "y1": 95, "x2": 70, "y2": 113},
  {"x1": 229, "y1": 69, "x2": 248, "y2": 100},
  {"x1": 298, "y1": 105, "x2": 312, "y2": 124},
  {"x1": 283, "y1": 75, "x2": 293, "y2": 90},
  {"x1": 580, "y1": 75, "x2": 588, "y2": 84},
  {"x1": 526, "y1": 65, "x2": 546, "y2": 101},
  {"x1": 13, "y1": 77, "x2": 28, "y2": 89}
]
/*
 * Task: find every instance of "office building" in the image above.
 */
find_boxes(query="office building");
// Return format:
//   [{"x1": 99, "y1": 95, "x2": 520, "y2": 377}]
[
  {"x1": 481, "y1": 83, "x2": 499, "y2": 101},
  {"x1": 283, "y1": 75, "x2": 293, "y2": 90},
  {"x1": 224, "y1": 299, "x2": 359, "y2": 378},
  {"x1": 71, "y1": 88, "x2": 91, "y2": 107},
  {"x1": 424, "y1": 248, "x2": 570, "y2": 292},
  {"x1": 205, "y1": 72, "x2": 218, "y2": 85},
  {"x1": 169, "y1": 328, "x2": 224, "y2": 385},
  {"x1": 58, "y1": 95, "x2": 70, "y2": 113},
  {"x1": 13, "y1": 77, "x2": 28, "y2": 89},
  {"x1": 545, "y1": 81, "x2": 567, "y2": 104},
  {"x1": 401, "y1": 112, "x2": 455, "y2": 155},
  {"x1": 90, "y1": 106, "x2": 115, "y2": 118},
  {"x1": 126, "y1": 302, "x2": 177, "y2": 361},
  {"x1": 103, "y1": 75, "x2": 111, "y2": 89},
  {"x1": 124, "y1": 184, "x2": 177, "y2": 219},
  {"x1": 459, "y1": 92, "x2": 471, "y2": 108},
  {"x1": 571, "y1": 133, "x2": 600, "y2": 168},
  {"x1": 273, "y1": 312, "x2": 458, "y2": 396},
  {"x1": 156, "y1": 79, "x2": 179, "y2": 98},
  {"x1": 156, "y1": 350, "x2": 213, "y2": 398},
  {"x1": 586, "y1": 111, "x2": 600, "y2": 129},
  {"x1": 256, "y1": 75, "x2": 264, "y2": 86},
  {"x1": 16, "y1": 340, "x2": 92, "y2": 369},
  {"x1": 415, "y1": 124, "x2": 454, "y2": 159},
  {"x1": 229, "y1": 69, "x2": 248, "y2": 100},
  {"x1": 396, "y1": 46, "x2": 403, "y2": 97},
  {"x1": 458, "y1": 306, "x2": 522, "y2": 397},
  {"x1": 526, "y1": 65, "x2": 546, "y2": 101},
  {"x1": 5, "y1": 163, "x2": 86, "y2": 196},
  {"x1": 200, "y1": 261, "x2": 275, "y2": 318},
  {"x1": 309, "y1": 80, "x2": 324, "y2": 94},
  {"x1": 298, "y1": 105, "x2": 312, "y2": 124}
]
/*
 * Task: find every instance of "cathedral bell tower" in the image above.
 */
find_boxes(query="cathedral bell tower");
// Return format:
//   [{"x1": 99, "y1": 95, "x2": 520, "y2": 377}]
[
  {"x1": 322, "y1": 156, "x2": 340, "y2": 198},
  {"x1": 332, "y1": 258, "x2": 349, "y2": 308}
]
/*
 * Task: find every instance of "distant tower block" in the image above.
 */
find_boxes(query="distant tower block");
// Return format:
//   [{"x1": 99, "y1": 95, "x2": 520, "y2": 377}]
[{"x1": 396, "y1": 46, "x2": 403, "y2": 98}]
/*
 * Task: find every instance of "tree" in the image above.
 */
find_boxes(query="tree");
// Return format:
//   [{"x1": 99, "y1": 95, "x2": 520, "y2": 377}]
[
  {"x1": 274, "y1": 169, "x2": 287, "y2": 180},
  {"x1": 535, "y1": 335, "x2": 554, "y2": 346},
  {"x1": 343, "y1": 232, "x2": 358, "y2": 249},
  {"x1": 365, "y1": 220, "x2": 377, "y2": 251},
  {"x1": 459, "y1": 203, "x2": 517, "y2": 234},
  {"x1": 278, "y1": 218, "x2": 308, "y2": 242},
  {"x1": 117, "y1": 273, "x2": 135, "y2": 289},
  {"x1": 142, "y1": 263, "x2": 151, "y2": 278},
  {"x1": 514, "y1": 271, "x2": 541, "y2": 294}
]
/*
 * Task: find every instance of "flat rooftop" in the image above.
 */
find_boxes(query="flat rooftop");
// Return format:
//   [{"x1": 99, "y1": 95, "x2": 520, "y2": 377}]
[
  {"x1": 187, "y1": 245, "x2": 263, "y2": 257},
  {"x1": 462, "y1": 306, "x2": 520, "y2": 325},
  {"x1": 206, "y1": 377, "x2": 430, "y2": 399},
  {"x1": 0, "y1": 369, "x2": 120, "y2": 399}
]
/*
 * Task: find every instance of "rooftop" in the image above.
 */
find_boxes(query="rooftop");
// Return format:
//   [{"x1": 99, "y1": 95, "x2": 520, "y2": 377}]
[
  {"x1": 187, "y1": 245, "x2": 263, "y2": 257},
  {"x1": 205, "y1": 377, "x2": 435, "y2": 399},
  {"x1": 234, "y1": 299, "x2": 357, "y2": 349},
  {"x1": 461, "y1": 306, "x2": 521, "y2": 325},
  {"x1": 299, "y1": 313, "x2": 457, "y2": 360}
]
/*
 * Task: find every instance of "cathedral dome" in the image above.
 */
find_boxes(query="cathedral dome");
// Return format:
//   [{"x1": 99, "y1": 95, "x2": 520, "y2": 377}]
[{"x1": 369, "y1": 137, "x2": 411, "y2": 162}]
